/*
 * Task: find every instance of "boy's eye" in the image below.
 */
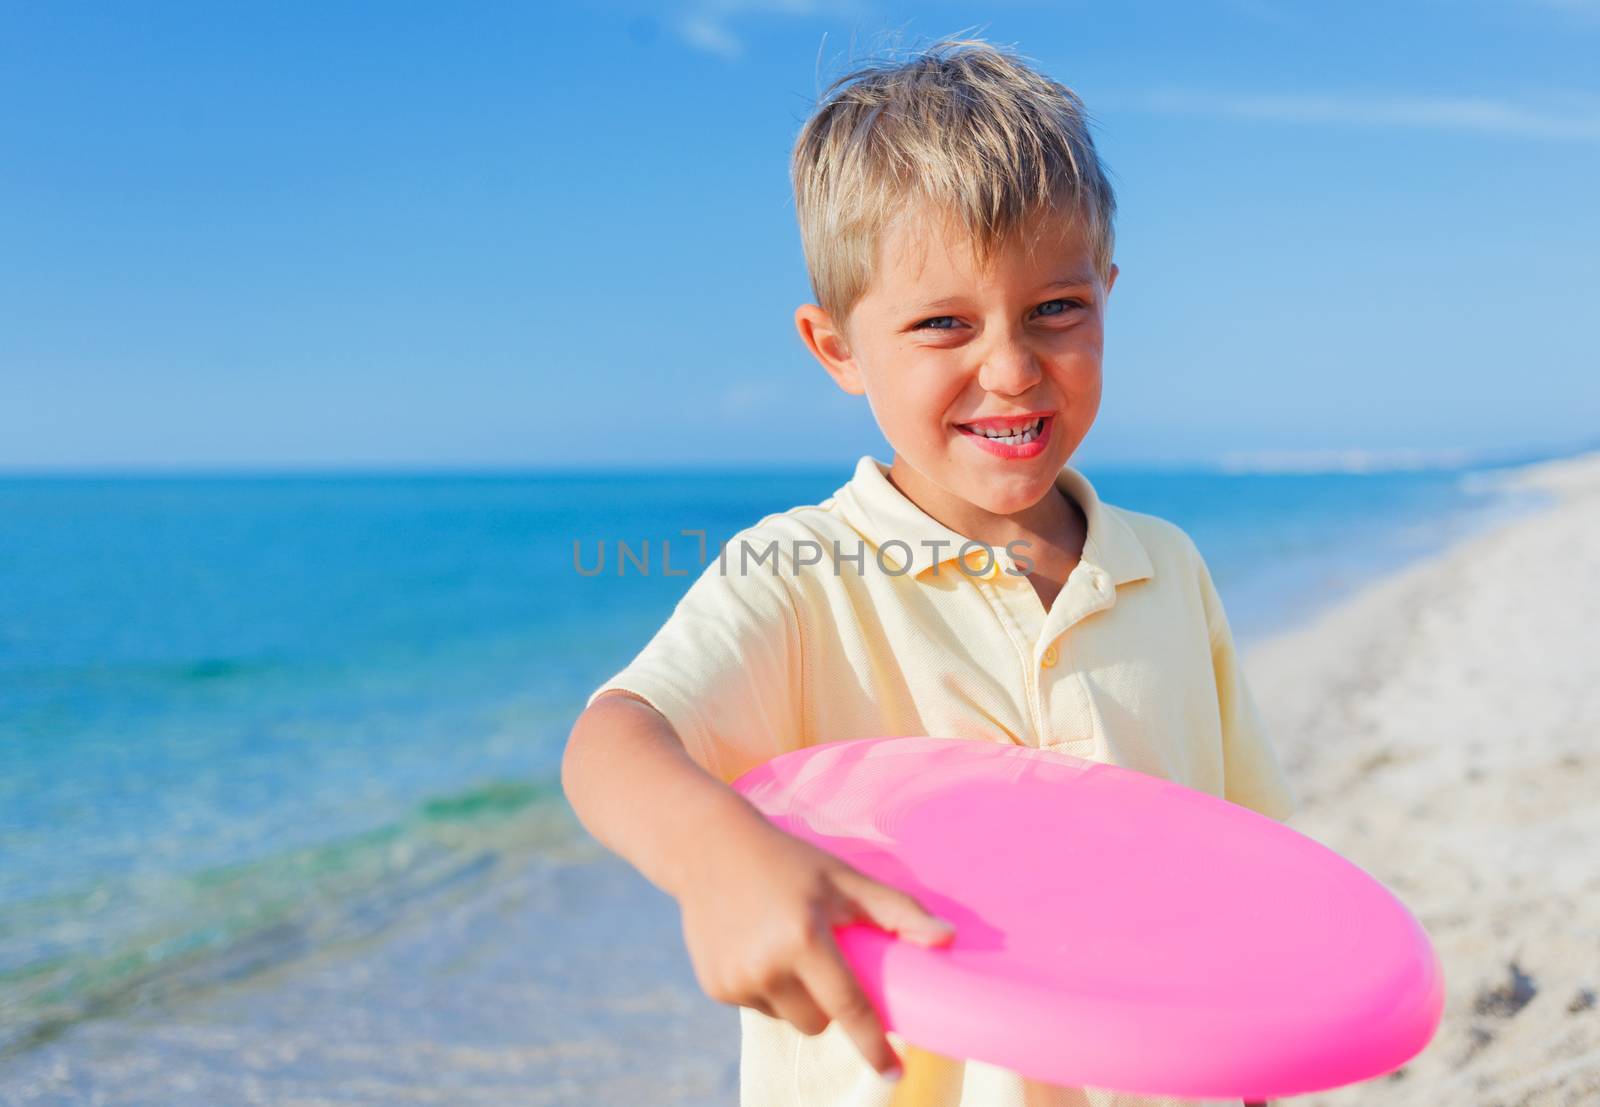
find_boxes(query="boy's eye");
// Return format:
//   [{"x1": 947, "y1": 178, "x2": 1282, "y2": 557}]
[{"x1": 915, "y1": 299, "x2": 1088, "y2": 327}]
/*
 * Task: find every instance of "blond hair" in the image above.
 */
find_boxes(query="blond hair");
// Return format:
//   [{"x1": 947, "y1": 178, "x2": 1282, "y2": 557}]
[{"x1": 790, "y1": 37, "x2": 1117, "y2": 328}]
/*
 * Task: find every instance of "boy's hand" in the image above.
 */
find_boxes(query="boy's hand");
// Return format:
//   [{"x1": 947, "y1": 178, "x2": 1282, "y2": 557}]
[{"x1": 674, "y1": 815, "x2": 956, "y2": 1080}]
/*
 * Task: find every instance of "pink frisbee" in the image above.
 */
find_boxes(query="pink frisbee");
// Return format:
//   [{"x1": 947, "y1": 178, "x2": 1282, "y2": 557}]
[{"x1": 730, "y1": 736, "x2": 1444, "y2": 1100}]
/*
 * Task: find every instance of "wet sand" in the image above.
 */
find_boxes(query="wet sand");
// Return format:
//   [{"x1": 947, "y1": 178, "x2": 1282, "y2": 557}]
[{"x1": 1250, "y1": 451, "x2": 1600, "y2": 1106}]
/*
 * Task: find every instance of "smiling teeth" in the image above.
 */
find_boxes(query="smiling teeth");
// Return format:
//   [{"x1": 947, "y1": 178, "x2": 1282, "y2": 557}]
[{"x1": 969, "y1": 418, "x2": 1044, "y2": 445}]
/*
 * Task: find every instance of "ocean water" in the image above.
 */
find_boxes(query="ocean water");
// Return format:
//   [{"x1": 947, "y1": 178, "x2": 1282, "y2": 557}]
[{"x1": 0, "y1": 457, "x2": 1549, "y2": 1079}]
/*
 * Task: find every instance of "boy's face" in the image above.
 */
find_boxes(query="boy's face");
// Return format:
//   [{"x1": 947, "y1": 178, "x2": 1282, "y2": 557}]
[{"x1": 796, "y1": 202, "x2": 1117, "y2": 520}]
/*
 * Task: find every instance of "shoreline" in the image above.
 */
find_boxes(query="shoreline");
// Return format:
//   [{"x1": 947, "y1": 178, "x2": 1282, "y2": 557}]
[
  {"x1": 3, "y1": 450, "x2": 1596, "y2": 1105},
  {"x1": 1246, "y1": 450, "x2": 1600, "y2": 1105}
]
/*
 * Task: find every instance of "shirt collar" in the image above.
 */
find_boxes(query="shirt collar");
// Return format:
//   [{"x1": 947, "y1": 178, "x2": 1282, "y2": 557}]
[{"x1": 832, "y1": 455, "x2": 1154, "y2": 587}]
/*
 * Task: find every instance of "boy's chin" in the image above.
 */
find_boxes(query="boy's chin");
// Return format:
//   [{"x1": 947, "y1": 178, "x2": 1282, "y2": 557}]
[
  {"x1": 953, "y1": 470, "x2": 1060, "y2": 516},
  {"x1": 891, "y1": 448, "x2": 1063, "y2": 516}
]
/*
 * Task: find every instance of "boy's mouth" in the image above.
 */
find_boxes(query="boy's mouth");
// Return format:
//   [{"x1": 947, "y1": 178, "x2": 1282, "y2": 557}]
[{"x1": 954, "y1": 414, "x2": 1053, "y2": 458}]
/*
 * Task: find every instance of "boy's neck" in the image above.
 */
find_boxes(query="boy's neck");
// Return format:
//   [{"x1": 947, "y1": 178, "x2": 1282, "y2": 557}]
[{"x1": 885, "y1": 455, "x2": 1087, "y2": 569}]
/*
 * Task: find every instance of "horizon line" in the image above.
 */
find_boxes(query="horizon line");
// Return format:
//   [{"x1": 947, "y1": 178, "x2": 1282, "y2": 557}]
[{"x1": 0, "y1": 442, "x2": 1589, "y2": 481}]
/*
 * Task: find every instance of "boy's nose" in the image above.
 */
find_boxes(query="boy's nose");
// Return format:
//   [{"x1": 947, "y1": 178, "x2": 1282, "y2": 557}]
[{"x1": 975, "y1": 338, "x2": 1044, "y2": 396}]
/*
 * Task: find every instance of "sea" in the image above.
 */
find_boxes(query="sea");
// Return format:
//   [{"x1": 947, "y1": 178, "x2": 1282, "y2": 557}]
[{"x1": 0, "y1": 454, "x2": 1558, "y2": 1103}]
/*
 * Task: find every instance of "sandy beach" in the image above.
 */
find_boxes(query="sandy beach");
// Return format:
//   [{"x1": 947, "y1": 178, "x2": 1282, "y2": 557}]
[
  {"x1": 1248, "y1": 450, "x2": 1600, "y2": 1106},
  {"x1": 4, "y1": 450, "x2": 1596, "y2": 1106}
]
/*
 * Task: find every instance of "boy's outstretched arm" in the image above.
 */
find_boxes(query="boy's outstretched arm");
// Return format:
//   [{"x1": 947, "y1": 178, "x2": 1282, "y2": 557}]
[{"x1": 561, "y1": 689, "x2": 956, "y2": 1081}]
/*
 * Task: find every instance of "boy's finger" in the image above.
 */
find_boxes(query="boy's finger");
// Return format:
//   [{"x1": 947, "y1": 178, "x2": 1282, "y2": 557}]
[
  {"x1": 764, "y1": 974, "x2": 830, "y2": 1037},
  {"x1": 799, "y1": 931, "x2": 902, "y2": 1078},
  {"x1": 834, "y1": 868, "x2": 957, "y2": 947}
]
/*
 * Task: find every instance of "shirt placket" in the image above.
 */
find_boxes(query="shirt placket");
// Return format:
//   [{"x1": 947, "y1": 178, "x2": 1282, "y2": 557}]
[
  {"x1": 1039, "y1": 559, "x2": 1117, "y2": 657},
  {"x1": 959, "y1": 546, "x2": 1050, "y2": 746},
  {"x1": 966, "y1": 548, "x2": 1119, "y2": 748}
]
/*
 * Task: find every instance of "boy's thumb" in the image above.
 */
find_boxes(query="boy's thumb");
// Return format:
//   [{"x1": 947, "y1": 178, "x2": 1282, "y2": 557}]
[{"x1": 844, "y1": 874, "x2": 957, "y2": 948}]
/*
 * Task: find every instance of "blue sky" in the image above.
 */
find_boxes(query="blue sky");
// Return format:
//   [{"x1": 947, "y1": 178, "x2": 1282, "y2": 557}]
[{"x1": 2, "y1": 1, "x2": 1597, "y2": 471}]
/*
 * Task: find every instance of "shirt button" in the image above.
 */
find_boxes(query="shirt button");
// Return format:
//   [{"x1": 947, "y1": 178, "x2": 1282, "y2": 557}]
[
  {"x1": 1041, "y1": 644, "x2": 1059, "y2": 669},
  {"x1": 963, "y1": 548, "x2": 1001, "y2": 579}
]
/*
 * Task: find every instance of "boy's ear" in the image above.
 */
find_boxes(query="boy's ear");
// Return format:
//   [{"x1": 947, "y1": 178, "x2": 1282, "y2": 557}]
[
  {"x1": 794, "y1": 304, "x2": 866, "y2": 395},
  {"x1": 1104, "y1": 263, "x2": 1120, "y2": 299}
]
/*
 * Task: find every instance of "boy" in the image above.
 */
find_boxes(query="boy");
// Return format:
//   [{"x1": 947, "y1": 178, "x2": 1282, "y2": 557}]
[{"x1": 562, "y1": 37, "x2": 1295, "y2": 1107}]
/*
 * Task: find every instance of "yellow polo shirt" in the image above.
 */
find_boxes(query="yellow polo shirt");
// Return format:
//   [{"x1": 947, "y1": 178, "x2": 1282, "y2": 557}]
[{"x1": 587, "y1": 455, "x2": 1296, "y2": 1107}]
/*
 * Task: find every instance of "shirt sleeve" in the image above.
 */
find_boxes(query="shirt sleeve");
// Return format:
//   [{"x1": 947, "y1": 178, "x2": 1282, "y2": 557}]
[
  {"x1": 584, "y1": 525, "x2": 805, "y2": 785},
  {"x1": 1196, "y1": 553, "x2": 1298, "y2": 824}
]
